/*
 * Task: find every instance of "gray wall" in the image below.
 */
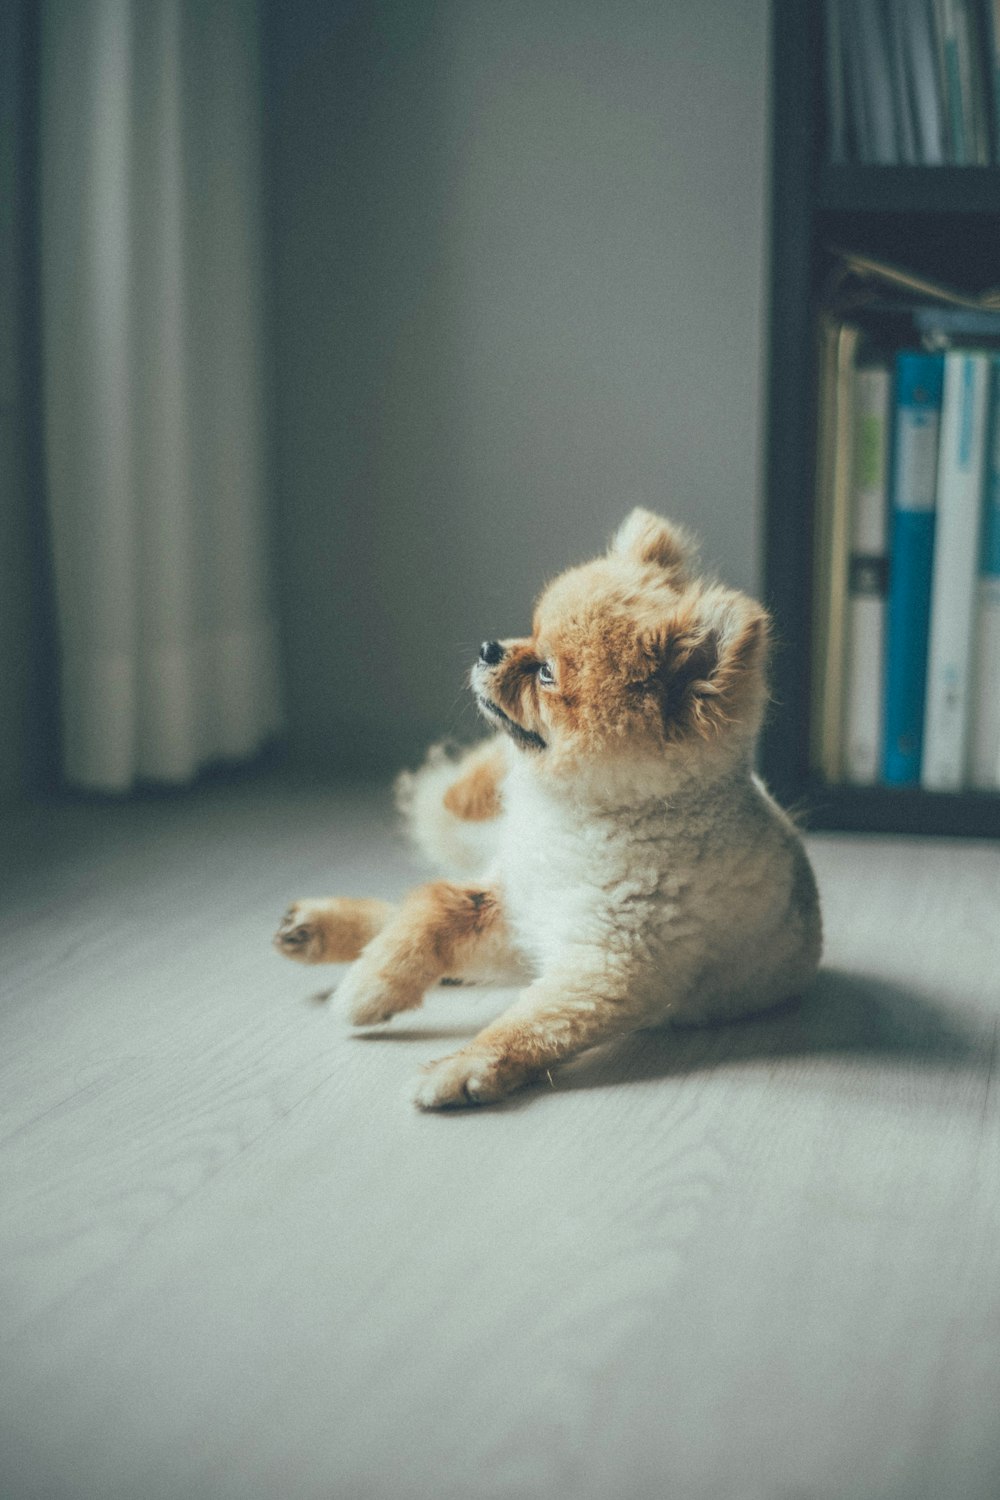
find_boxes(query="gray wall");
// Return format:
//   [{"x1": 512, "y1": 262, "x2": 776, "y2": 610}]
[{"x1": 266, "y1": 0, "x2": 771, "y2": 772}]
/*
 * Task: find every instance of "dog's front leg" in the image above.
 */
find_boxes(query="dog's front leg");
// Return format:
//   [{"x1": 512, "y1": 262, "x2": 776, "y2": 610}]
[
  {"x1": 336, "y1": 881, "x2": 518, "y2": 1027},
  {"x1": 414, "y1": 964, "x2": 643, "y2": 1109}
]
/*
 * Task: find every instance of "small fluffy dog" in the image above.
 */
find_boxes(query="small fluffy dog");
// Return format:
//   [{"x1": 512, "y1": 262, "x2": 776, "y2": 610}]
[{"x1": 274, "y1": 510, "x2": 821, "y2": 1109}]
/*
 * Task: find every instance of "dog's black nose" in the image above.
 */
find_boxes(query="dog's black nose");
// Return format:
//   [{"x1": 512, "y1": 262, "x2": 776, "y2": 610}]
[{"x1": 479, "y1": 640, "x2": 505, "y2": 666}]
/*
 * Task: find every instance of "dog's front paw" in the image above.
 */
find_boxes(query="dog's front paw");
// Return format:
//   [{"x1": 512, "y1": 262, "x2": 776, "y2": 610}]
[
  {"x1": 273, "y1": 902, "x2": 326, "y2": 964},
  {"x1": 413, "y1": 1049, "x2": 532, "y2": 1110}
]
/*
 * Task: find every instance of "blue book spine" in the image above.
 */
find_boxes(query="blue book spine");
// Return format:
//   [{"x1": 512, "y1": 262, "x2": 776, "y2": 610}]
[{"x1": 883, "y1": 352, "x2": 944, "y2": 784}]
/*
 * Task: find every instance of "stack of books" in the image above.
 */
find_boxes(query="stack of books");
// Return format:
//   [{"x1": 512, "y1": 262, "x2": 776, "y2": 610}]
[
  {"x1": 812, "y1": 254, "x2": 1000, "y2": 792},
  {"x1": 824, "y1": 0, "x2": 1000, "y2": 164}
]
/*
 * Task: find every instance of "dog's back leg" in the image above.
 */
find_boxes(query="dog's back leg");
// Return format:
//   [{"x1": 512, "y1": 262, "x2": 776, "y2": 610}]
[
  {"x1": 274, "y1": 897, "x2": 395, "y2": 966},
  {"x1": 273, "y1": 742, "x2": 508, "y2": 969}
]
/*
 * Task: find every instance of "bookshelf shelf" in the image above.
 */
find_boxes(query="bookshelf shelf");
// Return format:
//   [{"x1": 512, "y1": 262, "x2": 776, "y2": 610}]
[
  {"x1": 817, "y1": 166, "x2": 1000, "y2": 216},
  {"x1": 762, "y1": 1, "x2": 1000, "y2": 836},
  {"x1": 797, "y1": 784, "x2": 1000, "y2": 839}
]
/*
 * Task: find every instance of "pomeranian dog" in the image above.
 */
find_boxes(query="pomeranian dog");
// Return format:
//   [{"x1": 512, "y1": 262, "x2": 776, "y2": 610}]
[{"x1": 274, "y1": 509, "x2": 821, "y2": 1109}]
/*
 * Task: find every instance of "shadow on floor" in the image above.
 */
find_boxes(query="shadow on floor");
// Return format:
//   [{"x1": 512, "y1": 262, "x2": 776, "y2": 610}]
[
  {"x1": 556, "y1": 966, "x2": 993, "y2": 1096},
  {"x1": 350, "y1": 965, "x2": 995, "y2": 1108},
  {"x1": 335, "y1": 965, "x2": 996, "y2": 1115}
]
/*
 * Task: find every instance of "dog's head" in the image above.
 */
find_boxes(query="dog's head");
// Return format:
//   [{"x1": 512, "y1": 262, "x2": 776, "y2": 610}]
[{"x1": 472, "y1": 508, "x2": 770, "y2": 790}]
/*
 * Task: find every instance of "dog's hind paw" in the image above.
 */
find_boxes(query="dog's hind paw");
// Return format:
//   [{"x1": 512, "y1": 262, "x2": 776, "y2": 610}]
[
  {"x1": 273, "y1": 896, "x2": 393, "y2": 966},
  {"x1": 273, "y1": 903, "x2": 325, "y2": 964}
]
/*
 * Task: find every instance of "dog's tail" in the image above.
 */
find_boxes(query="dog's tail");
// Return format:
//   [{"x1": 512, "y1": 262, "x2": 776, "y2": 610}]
[{"x1": 394, "y1": 738, "x2": 506, "y2": 876}]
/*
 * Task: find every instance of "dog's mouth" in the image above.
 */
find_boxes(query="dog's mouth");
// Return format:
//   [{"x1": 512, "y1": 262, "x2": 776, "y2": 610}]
[{"x1": 475, "y1": 693, "x2": 546, "y2": 751}]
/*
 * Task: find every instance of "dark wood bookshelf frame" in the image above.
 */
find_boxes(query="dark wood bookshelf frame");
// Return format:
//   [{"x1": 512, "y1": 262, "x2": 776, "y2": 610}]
[
  {"x1": 818, "y1": 165, "x2": 1000, "y2": 214},
  {"x1": 761, "y1": 0, "x2": 1000, "y2": 838}
]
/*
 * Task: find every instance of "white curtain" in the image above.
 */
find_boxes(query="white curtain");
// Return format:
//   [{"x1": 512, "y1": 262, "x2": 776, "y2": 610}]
[{"x1": 40, "y1": 0, "x2": 282, "y2": 792}]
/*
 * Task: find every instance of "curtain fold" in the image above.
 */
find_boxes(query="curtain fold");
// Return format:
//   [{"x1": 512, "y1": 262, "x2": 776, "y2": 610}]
[{"x1": 40, "y1": 0, "x2": 282, "y2": 792}]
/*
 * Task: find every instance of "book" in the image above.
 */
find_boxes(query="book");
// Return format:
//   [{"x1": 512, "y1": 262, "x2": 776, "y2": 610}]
[
  {"x1": 938, "y1": 0, "x2": 969, "y2": 160},
  {"x1": 912, "y1": 307, "x2": 1000, "y2": 340},
  {"x1": 969, "y1": 357, "x2": 1000, "y2": 789},
  {"x1": 935, "y1": 0, "x2": 991, "y2": 163},
  {"x1": 853, "y1": 0, "x2": 900, "y2": 162},
  {"x1": 962, "y1": 0, "x2": 994, "y2": 164},
  {"x1": 887, "y1": 0, "x2": 919, "y2": 163},
  {"x1": 842, "y1": 360, "x2": 891, "y2": 784},
  {"x1": 982, "y1": 0, "x2": 1000, "y2": 165},
  {"x1": 921, "y1": 351, "x2": 991, "y2": 790},
  {"x1": 839, "y1": 2, "x2": 874, "y2": 161},
  {"x1": 828, "y1": 248, "x2": 1000, "y2": 314},
  {"x1": 883, "y1": 351, "x2": 945, "y2": 785},
  {"x1": 811, "y1": 318, "x2": 861, "y2": 784},
  {"x1": 902, "y1": 0, "x2": 948, "y2": 164},
  {"x1": 824, "y1": 0, "x2": 849, "y2": 163}
]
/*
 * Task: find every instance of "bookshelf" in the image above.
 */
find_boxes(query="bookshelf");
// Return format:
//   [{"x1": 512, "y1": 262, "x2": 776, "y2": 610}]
[{"x1": 761, "y1": 0, "x2": 1000, "y2": 837}]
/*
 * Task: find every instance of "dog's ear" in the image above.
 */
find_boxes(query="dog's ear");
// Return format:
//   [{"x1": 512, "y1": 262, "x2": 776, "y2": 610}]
[
  {"x1": 633, "y1": 589, "x2": 770, "y2": 738},
  {"x1": 610, "y1": 508, "x2": 697, "y2": 576}
]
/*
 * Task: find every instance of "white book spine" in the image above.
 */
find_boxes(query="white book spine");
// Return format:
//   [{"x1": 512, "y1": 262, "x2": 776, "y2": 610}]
[
  {"x1": 843, "y1": 364, "x2": 891, "y2": 784},
  {"x1": 922, "y1": 351, "x2": 991, "y2": 790},
  {"x1": 969, "y1": 359, "x2": 1000, "y2": 790}
]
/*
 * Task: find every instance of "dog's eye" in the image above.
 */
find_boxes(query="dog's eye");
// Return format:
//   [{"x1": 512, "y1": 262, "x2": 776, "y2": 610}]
[{"x1": 537, "y1": 660, "x2": 555, "y2": 687}]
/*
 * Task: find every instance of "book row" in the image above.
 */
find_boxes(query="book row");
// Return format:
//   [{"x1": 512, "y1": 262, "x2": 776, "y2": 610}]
[
  {"x1": 812, "y1": 327, "x2": 1000, "y2": 792},
  {"x1": 824, "y1": 0, "x2": 1000, "y2": 165}
]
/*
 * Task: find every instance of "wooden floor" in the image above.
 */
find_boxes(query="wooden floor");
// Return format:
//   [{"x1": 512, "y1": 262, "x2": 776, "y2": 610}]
[{"x1": 1, "y1": 773, "x2": 998, "y2": 1500}]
